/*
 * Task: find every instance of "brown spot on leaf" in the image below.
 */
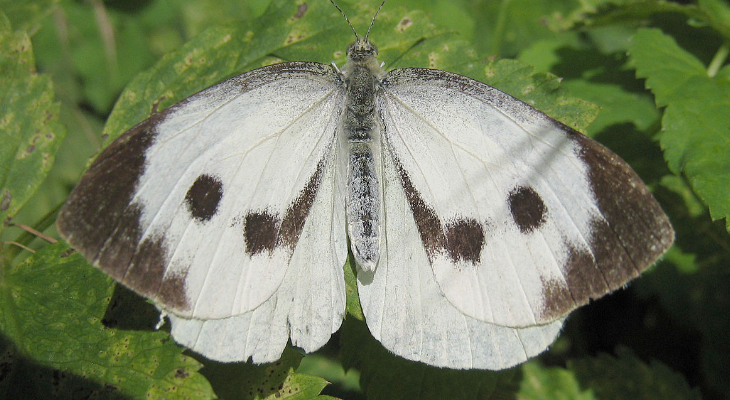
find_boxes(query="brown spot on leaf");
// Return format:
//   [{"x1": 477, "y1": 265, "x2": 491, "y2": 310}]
[
  {"x1": 396, "y1": 17, "x2": 413, "y2": 32},
  {"x1": 1, "y1": 191, "x2": 11, "y2": 211},
  {"x1": 294, "y1": 3, "x2": 308, "y2": 19},
  {"x1": 174, "y1": 368, "x2": 190, "y2": 379}
]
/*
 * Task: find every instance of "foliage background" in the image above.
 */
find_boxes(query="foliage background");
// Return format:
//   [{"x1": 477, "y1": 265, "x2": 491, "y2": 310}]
[{"x1": 0, "y1": 0, "x2": 728, "y2": 399}]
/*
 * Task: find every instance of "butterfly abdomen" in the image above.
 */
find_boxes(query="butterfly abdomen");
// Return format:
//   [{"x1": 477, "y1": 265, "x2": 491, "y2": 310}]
[{"x1": 343, "y1": 39, "x2": 385, "y2": 272}]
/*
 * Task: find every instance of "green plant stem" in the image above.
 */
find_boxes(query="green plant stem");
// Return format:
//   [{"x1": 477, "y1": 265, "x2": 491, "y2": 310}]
[
  {"x1": 2, "y1": 201, "x2": 63, "y2": 265},
  {"x1": 492, "y1": 0, "x2": 512, "y2": 55},
  {"x1": 707, "y1": 43, "x2": 729, "y2": 77}
]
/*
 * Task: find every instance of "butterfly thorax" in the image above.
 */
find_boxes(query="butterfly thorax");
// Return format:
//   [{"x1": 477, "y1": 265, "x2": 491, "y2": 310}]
[
  {"x1": 342, "y1": 38, "x2": 383, "y2": 134},
  {"x1": 342, "y1": 38, "x2": 384, "y2": 272}
]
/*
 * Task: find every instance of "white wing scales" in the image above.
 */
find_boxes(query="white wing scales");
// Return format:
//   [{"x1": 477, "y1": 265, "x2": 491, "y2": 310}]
[
  {"x1": 58, "y1": 33, "x2": 673, "y2": 370},
  {"x1": 357, "y1": 146, "x2": 563, "y2": 369},
  {"x1": 58, "y1": 62, "x2": 348, "y2": 362},
  {"x1": 373, "y1": 68, "x2": 673, "y2": 330},
  {"x1": 169, "y1": 145, "x2": 347, "y2": 361},
  {"x1": 134, "y1": 64, "x2": 345, "y2": 319}
]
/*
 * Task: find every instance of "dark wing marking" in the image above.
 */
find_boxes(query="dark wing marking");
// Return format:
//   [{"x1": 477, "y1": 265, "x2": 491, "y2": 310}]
[
  {"x1": 57, "y1": 61, "x2": 340, "y2": 316},
  {"x1": 379, "y1": 67, "x2": 674, "y2": 324}
]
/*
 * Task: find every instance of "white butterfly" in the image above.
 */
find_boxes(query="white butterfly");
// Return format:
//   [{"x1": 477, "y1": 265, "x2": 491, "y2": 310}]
[{"x1": 57, "y1": 1, "x2": 674, "y2": 370}]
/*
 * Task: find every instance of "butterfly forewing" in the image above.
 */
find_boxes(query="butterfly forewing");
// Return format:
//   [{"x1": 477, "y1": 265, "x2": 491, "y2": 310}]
[
  {"x1": 58, "y1": 62, "x2": 348, "y2": 324},
  {"x1": 373, "y1": 68, "x2": 674, "y2": 328}
]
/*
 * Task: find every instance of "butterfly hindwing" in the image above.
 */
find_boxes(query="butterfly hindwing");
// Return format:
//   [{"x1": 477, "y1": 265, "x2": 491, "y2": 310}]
[
  {"x1": 357, "y1": 142, "x2": 565, "y2": 370},
  {"x1": 168, "y1": 138, "x2": 348, "y2": 362},
  {"x1": 58, "y1": 62, "x2": 349, "y2": 351},
  {"x1": 373, "y1": 68, "x2": 673, "y2": 328}
]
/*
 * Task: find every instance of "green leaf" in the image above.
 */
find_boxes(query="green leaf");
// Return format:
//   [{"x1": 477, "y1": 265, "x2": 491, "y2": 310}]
[
  {"x1": 628, "y1": 28, "x2": 707, "y2": 107},
  {"x1": 0, "y1": 12, "x2": 65, "y2": 233},
  {"x1": 298, "y1": 353, "x2": 362, "y2": 393},
  {"x1": 0, "y1": 0, "x2": 60, "y2": 33},
  {"x1": 520, "y1": 350, "x2": 701, "y2": 400},
  {"x1": 480, "y1": 59, "x2": 599, "y2": 132},
  {"x1": 661, "y1": 76, "x2": 730, "y2": 230},
  {"x1": 0, "y1": 242, "x2": 215, "y2": 399},
  {"x1": 468, "y1": 0, "x2": 580, "y2": 57},
  {"x1": 699, "y1": 0, "x2": 730, "y2": 27},
  {"x1": 201, "y1": 348, "x2": 335, "y2": 400},
  {"x1": 546, "y1": 0, "x2": 730, "y2": 40},
  {"x1": 103, "y1": 0, "x2": 597, "y2": 146},
  {"x1": 344, "y1": 258, "x2": 363, "y2": 320},
  {"x1": 569, "y1": 348, "x2": 701, "y2": 400},
  {"x1": 518, "y1": 362, "x2": 597, "y2": 400},
  {"x1": 561, "y1": 80, "x2": 659, "y2": 136},
  {"x1": 629, "y1": 28, "x2": 730, "y2": 230}
]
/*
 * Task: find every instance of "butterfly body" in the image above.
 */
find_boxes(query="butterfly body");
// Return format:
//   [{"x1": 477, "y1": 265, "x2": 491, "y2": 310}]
[
  {"x1": 57, "y1": 10, "x2": 673, "y2": 370},
  {"x1": 344, "y1": 39, "x2": 385, "y2": 272}
]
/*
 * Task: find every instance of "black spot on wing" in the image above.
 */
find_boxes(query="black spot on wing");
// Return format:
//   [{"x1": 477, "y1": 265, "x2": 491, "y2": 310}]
[
  {"x1": 538, "y1": 275, "x2": 575, "y2": 321},
  {"x1": 123, "y1": 234, "x2": 168, "y2": 297},
  {"x1": 393, "y1": 158, "x2": 445, "y2": 256},
  {"x1": 185, "y1": 174, "x2": 223, "y2": 222},
  {"x1": 279, "y1": 159, "x2": 326, "y2": 249},
  {"x1": 242, "y1": 159, "x2": 326, "y2": 257},
  {"x1": 244, "y1": 211, "x2": 280, "y2": 255},
  {"x1": 445, "y1": 219, "x2": 484, "y2": 263},
  {"x1": 508, "y1": 186, "x2": 547, "y2": 234},
  {"x1": 96, "y1": 203, "x2": 148, "y2": 281},
  {"x1": 393, "y1": 157, "x2": 485, "y2": 264}
]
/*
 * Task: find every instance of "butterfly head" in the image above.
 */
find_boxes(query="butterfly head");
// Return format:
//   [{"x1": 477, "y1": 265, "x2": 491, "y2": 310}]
[
  {"x1": 347, "y1": 38, "x2": 378, "y2": 62},
  {"x1": 331, "y1": 0, "x2": 385, "y2": 70}
]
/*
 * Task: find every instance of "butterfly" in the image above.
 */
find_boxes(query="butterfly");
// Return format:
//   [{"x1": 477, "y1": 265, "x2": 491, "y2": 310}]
[{"x1": 56, "y1": 1, "x2": 674, "y2": 370}]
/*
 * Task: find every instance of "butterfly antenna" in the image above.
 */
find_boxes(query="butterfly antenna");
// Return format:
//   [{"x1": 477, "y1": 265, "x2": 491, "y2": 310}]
[
  {"x1": 329, "y1": 0, "x2": 359, "y2": 40},
  {"x1": 365, "y1": 1, "x2": 386, "y2": 41}
]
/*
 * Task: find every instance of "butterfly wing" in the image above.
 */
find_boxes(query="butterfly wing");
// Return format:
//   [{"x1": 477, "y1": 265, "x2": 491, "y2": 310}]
[
  {"x1": 357, "y1": 147, "x2": 564, "y2": 369},
  {"x1": 167, "y1": 142, "x2": 347, "y2": 362},
  {"x1": 370, "y1": 68, "x2": 673, "y2": 330},
  {"x1": 58, "y1": 62, "x2": 349, "y2": 360}
]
